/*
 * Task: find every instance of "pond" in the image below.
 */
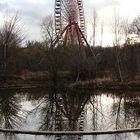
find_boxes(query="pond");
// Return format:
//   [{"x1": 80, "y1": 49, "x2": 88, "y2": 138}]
[{"x1": 0, "y1": 88, "x2": 139, "y2": 140}]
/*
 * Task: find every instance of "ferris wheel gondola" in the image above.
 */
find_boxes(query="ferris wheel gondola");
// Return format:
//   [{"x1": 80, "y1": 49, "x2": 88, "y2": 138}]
[{"x1": 54, "y1": 0, "x2": 85, "y2": 36}]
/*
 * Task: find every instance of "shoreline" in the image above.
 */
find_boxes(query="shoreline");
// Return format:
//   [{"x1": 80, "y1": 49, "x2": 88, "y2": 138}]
[
  {"x1": 69, "y1": 80, "x2": 140, "y2": 91},
  {"x1": 0, "y1": 79, "x2": 140, "y2": 91}
]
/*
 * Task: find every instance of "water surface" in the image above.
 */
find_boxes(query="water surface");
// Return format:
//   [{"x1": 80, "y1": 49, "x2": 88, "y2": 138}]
[{"x1": 0, "y1": 88, "x2": 139, "y2": 140}]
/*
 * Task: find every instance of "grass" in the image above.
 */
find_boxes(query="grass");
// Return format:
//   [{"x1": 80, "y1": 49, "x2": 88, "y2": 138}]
[
  {"x1": 0, "y1": 72, "x2": 140, "y2": 90},
  {"x1": 70, "y1": 77, "x2": 114, "y2": 88},
  {"x1": 69, "y1": 76, "x2": 140, "y2": 91}
]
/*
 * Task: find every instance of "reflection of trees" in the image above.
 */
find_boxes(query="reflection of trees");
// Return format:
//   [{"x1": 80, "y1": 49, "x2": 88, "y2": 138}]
[
  {"x1": 27, "y1": 89, "x2": 140, "y2": 140},
  {"x1": 38, "y1": 89, "x2": 56, "y2": 131},
  {"x1": 111, "y1": 92, "x2": 140, "y2": 129},
  {"x1": 35, "y1": 89, "x2": 90, "y2": 140},
  {"x1": 24, "y1": 88, "x2": 49, "y2": 101},
  {"x1": 0, "y1": 91, "x2": 24, "y2": 140},
  {"x1": 110, "y1": 92, "x2": 140, "y2": 140},
  {"x1": 111, "y1": 92, "x2": 127, "y2": 129},
  {"x1": 89, "y1": 94, "x2": 98, "y2": 140},
  {"x1": 124, "y1": 94, "x2": 140, "y2": 139},
  {"x1": 111, "y1": 92, "x2": 129, "y2": 140},
  {"x1": 38, "y1": 89, "x2": 90, "y2": 131},
  {"x1": 124, "y1": 97, "x2": 140, "y2": 127},
  {"x1": 89, "y1": 93, "x2": 102, "y2": 131},
  {"x1": 112, "y1": 94, "x2": 124, "y2": 129}
]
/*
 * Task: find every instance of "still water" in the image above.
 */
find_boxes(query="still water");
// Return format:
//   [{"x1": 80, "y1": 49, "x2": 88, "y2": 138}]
[{"x1": 0, "y1": 88, "x2": 139, "y2": 140}]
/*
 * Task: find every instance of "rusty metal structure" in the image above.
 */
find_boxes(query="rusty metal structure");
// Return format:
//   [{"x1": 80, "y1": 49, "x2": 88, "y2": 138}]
[
  {"x1": 54, "y1": 0, "x2": 89, "y2": 47},
  {"x1": 54, "y1": 3, "x2": 90, "y2": 138}
]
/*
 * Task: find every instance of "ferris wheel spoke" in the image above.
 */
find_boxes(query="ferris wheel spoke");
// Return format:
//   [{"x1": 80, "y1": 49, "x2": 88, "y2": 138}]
[{"x1": 55, "y1": 0, "x2": 86, "y2": 45}]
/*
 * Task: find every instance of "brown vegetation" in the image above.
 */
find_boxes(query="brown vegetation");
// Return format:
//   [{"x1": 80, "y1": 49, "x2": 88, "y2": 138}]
[{"x1": 0, "y1": 13, "x2": 140, "y2": 90}]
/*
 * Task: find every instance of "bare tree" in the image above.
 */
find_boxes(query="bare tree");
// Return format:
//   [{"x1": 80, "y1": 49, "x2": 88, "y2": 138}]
[
  {"x1": 40, "y1": 16, "x2": 60, "y2": 84},
  {"x1": 100, "y1": 22, "x2": 104, "y2": 47},
  {"x1": 128, "y1": 15, "x2": 140, "y2": 43},
  {"x1": 110, "y1": 10, "x2": 123, "y2": 46},
  {"x1": 110, "y1": 10, "x2": 124, "y2": 82},
  {"x1": 40, "y1": 16, "x2": 55, "y2": 48},
  {"x1": 0, "y1": 12, "x2": 24, "y2": 76},
  {"x1": 91, "y1": 8, "x2": 98, "y2": 47},
  {"x1": 120, "y1": 18, "x2": 131, "y2": 44},
  {"x1": 130, "y1": 15, "x2": 140, "y2": 35}
]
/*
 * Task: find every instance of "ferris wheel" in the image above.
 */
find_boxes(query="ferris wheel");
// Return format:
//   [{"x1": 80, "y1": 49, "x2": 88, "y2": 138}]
[{"x1": 54, "y1": 0, "x2": 85, "y2": 36}]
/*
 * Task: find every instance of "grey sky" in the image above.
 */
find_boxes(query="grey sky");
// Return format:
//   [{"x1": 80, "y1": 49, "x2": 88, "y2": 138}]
[{"x1": 0, "y1": 0, "x2": 140, "y2": 45}]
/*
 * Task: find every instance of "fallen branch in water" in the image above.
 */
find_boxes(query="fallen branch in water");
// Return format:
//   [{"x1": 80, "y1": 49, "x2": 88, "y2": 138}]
[{"x1": 0, "y1": 128, "x2": 139, "y2": 136}]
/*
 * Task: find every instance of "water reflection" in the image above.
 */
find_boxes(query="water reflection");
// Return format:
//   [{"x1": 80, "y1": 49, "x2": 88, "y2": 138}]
[
  {"x1": 32, "y1": 89, "x2": 91, "y2": 140},
  {"x1": 110, "y1": 92, "x2": 140, "y2": 130},
  {"x1": 0, "y1": 90, "x2": 25, "y2": 140},
  {"x1": 0, "y1": 89, "x2": 139, "y2": 140}
]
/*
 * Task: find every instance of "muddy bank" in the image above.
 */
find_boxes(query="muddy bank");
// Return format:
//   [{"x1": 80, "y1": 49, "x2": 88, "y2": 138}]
[
  {"x1": 69, "y1": 80, "x2": 140, "y2": 91},
  {"x1": 0, "y1": 78, "x2": 140, "y2": 91}
]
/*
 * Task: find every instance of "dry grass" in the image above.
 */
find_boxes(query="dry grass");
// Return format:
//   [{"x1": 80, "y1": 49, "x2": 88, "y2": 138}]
[{"x1": 70, "y1": 77, "x2": 114, "y2": 88}]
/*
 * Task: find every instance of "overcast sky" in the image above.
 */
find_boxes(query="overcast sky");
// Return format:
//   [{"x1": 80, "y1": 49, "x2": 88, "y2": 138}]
[{"x1": 1, "y1": 0, "x2": 140, "y2": 45}]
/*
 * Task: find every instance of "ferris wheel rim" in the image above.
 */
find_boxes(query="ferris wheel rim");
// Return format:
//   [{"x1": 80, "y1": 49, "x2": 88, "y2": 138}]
[{"x1": 54, "y1": 0, "x2": 85, "y2": 36}]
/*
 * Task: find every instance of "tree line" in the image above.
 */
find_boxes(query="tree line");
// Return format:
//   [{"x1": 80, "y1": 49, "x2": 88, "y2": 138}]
[{"x1": 0, "y1": 13, "x2": 140, "y2": 82}]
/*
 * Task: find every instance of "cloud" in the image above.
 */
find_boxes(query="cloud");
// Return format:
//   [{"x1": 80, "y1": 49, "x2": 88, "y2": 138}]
[
  {"x1": 0, "y1": 0, "x2": 138, "y2": 44},
  {"x1": 0, "y1": 1, "x2": 9, "y2": 11},
  {"x1": 0, "y1": 0, "x2": 54, "y2": 41},
  {"x1": 1, "y1": 0, "x2": 53, "y2": 23},
  {"x1": 84, "y1": 0, "x2": 120, "y2": 10},
  {"x1": 98, "y1": 0, "x2": 120, "y2": 9}
]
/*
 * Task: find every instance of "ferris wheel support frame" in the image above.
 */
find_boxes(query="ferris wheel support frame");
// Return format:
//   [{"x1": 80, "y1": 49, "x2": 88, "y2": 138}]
[
  {"x1": 52, "y1": 22, "x2": 89, "y2": 48},
  {"x1": 54, "y1": 0, "x2": 96, "y2": 62}
]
